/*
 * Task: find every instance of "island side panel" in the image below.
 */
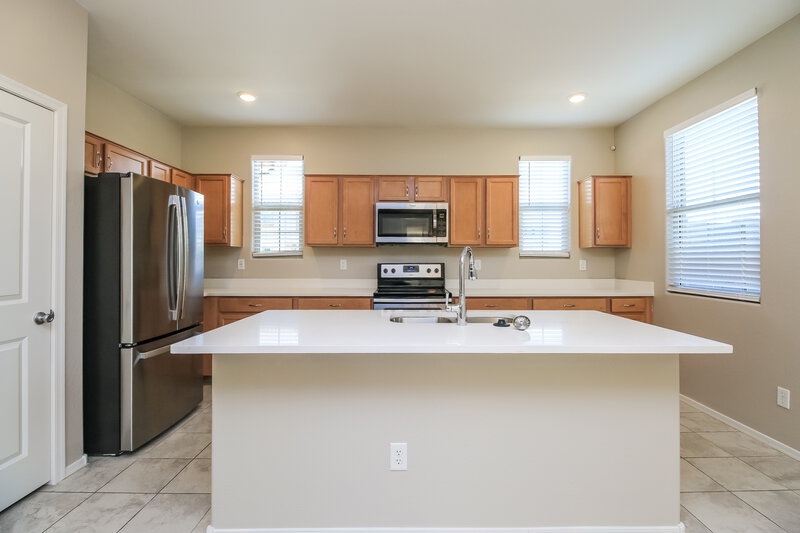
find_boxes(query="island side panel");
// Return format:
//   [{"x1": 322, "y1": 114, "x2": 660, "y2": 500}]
[{"x1": 211, "y1": 352, "x2": 680, "y2": 530}]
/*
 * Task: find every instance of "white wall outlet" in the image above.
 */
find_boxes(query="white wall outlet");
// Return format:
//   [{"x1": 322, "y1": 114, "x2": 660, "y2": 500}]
[
  {"x1": 474, "y1": 259, "x2": 482, "y2": 271},
  {"x1": 777, "y1": 387, "x2": 791, "y2": 409},
  {"x1": 340, "y1": 259, "x2": 348, "y2": 270},
  {"x1": 579, "y1": 259, "x2": 587, "y2": 271},
  {"x1": 237, "y1": 259, "x2": 245, "y2": 270},
  {"x1": 389, "y1": 442, "x2": 407, "y2": 471}
]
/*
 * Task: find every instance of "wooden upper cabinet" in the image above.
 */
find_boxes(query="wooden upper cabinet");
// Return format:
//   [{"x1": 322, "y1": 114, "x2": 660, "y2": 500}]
[
  {"x1": 578, "y1": 175, "x2": 631, "y2": 248},
  {"x1": 171, "y1": 168, "x2": 194, "y2": 190},
  {"x1": 485, "y1": 177, "x2": 518, "y2": 246},
  {"x1": 377, "y1": 176, "x2": 413, "y2": 201},
  {"x1": 84, "y1": 133, "x2": 105, "y2": 175},
  {"x1": 414, "y1": 176, "x2": 447, "y2": 201},
  {"x1": 377, "y1": 176, "x2": 447, "y2": 202},
  {"x1": 305, "y1": 176, "x2": 339, "y2": 245},
  {"x1": 148, "y1": 160, "x2": 171, "y2": 182},
  {"x1": 449, "y1": 177, "x2": 484, "y2": 246},
  {"x1": 196, "y1": 174, "x2": 244, "y2": 247},
  {"x1": 340, "y1": 177, "x2": 374, "y2": 245},
  {"x1": 104, "y1": 142, "x2": 148, "y2": 175}
]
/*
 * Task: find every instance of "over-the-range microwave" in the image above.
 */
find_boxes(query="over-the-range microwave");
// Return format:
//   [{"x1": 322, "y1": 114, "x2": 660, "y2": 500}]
[{"x1": 375, "y1": 202, "x2": 448, "y2": 244}]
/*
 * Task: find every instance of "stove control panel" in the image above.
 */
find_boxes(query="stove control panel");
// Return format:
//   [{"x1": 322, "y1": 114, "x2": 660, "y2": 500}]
[{"x1": 378, "y1": 263, "x2": 444, "y2": 279}]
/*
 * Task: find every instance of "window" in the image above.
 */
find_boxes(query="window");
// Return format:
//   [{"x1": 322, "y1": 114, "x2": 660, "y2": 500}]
[
  {"x1": 251, "y1": 155, "x2": 304, "y2": 256},
  {"x1": 518, "y1": 156, "x2": 571, "y2": 257},
  {"x1": 665, "y1": 89, "x2": 760, "y2": 302}
]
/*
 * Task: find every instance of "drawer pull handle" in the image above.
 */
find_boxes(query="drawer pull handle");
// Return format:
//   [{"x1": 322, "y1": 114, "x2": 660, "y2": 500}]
[
  {"x1": 248, "y1": 304, "x2": 263, "y2": 307},
  {"x1": 563, "y1": 304, "x2": 576, "y2": 308},
  {"x1": 484, "y1": 304, "x2": 497, "y2": 308},
  {"x1": 329, "y1": 303, "x2": 342, "y2": 308},
  {"x1": 622, "y1": 304, "x2": 635, "y2": 308}
]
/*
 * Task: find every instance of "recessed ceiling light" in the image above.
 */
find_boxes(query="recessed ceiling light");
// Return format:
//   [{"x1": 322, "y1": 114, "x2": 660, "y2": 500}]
[
  {"x1": 568, "y1": 93, "x2": 586, "y2": 104},
  {"x1": 237, "y1": 91, "x2": 257, "y2": 103}
]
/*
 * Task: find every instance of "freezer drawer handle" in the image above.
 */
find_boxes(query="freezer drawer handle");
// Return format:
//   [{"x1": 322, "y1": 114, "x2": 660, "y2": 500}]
[{"x1": 136, "y1": 345, "x2": 171, "y2": 361}]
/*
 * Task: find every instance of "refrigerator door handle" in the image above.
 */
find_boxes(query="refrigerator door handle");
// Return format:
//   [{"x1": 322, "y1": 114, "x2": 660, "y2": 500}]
[
  {"x1": 179, "y1": 195, "x2": 189, "y2": 320},
  {"x1": 167, "y1": 195, "x2": 180, "y2": 321}
]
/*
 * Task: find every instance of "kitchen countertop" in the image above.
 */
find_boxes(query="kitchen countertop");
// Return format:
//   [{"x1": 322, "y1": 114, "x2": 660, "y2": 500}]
[
  {"x1": 203, "y1": 277, "x2": 655, "y2": 297},
  {"x1": 172, "y1": 309, "x2": 730, "y2": 355}
]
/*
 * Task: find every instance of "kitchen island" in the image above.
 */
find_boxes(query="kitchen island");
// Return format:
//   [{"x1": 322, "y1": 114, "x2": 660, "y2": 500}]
[{"x1": 173, "y1": 309, "x2": 730, "y2": 533}]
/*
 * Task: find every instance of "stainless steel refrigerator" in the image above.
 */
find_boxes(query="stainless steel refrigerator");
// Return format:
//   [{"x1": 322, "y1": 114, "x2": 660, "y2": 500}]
[{"x1": 83, "y1": 172, "x2": 204, "y2": 454}]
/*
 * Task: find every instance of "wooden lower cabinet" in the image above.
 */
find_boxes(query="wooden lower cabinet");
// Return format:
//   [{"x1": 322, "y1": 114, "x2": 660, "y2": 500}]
[
  {"x1": 467, "y1": 297, "x2": 530, "y2": 310},
  {"x1": 296, "y1": 297, "x2": 372, "y2": 310},
  {"x1": 532, "y1": 298, "x2": 609, "y2": 312},
  {"x1": 610, "y1": 297, "x2": 652, "y2": 323}
]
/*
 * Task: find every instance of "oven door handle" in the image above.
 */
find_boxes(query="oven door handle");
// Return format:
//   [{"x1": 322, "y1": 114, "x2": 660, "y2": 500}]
[{"x1": 373, "y1": 298, "x2": 448, "y2": 303}]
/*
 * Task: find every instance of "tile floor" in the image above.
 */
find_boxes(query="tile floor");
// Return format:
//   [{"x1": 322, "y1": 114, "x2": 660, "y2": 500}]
[
  {"x1": 0, "y1": 380, "x2": 212, "y2": 533},
  {"x1": 2, "y1": 388, "x2": 800, "y2": 532}
]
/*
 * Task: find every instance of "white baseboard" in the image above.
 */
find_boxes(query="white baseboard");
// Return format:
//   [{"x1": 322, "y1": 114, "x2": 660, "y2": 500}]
[
  {"x1": 680, "y1": 394, "x2": 800, "y2": 461},
  {"x1": 207, "y1": 525, "x2": 685, "y2": 533},
  {"x1": 63, "y1": 454, "x2": 87, "y2": 478}
]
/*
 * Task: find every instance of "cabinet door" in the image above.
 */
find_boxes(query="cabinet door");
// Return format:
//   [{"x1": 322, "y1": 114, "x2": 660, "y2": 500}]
[
  {"x1": 218, "y1": 312, "x2": 255, "y2": 326},
  {"x1": 104, "y1": 142, "x2": 148, "y2": 175},
  {"x1": 172, "y1": 168, "x2": 194, "y2": 190},
  {"x1": 218, "y1": 297, "x2": 293, "y2": 313},
  {"x1": 594, "y1": 177, "x2": 630, "y2": 246},
  {"x1": 84, "y1": 133, "x2": 104, "y2": 175},
  {"x1": 449, "y1": 177, "x2": 484, "y2": 245},
  {"x1": 485, "y1": 177, "x2": 518, "y2": 246},
  {"x1": 341, "y1": 177, "x2": 375, "y2": 246},
  {"x1": 305, "y1": 177, "x2": 339, "y2": 245},
  {"x1": 414, "y1": 176, "x2": 447, "y2": 202},
  {"x1": 196, "y1": 175, "x2": 229, "y2": 245},
  {"x1": 377, "y1": 176, "x2": 412, "y2": 201},
  {"x1": 148, "y1": 160, "x2": 171, "y2": 182}
]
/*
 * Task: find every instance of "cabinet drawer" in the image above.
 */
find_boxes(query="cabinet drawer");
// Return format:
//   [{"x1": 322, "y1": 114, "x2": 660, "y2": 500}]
[
  {"x1": 218, "y1": 312, "x2": 256, "y2": 326},
  {"x1": 613, "y1": 312, "x2": 647, "y2": 323},
  {"x1": 218, "y1": 297, "x2": 294, "y2": 313},
  {"x1": 532, "y1": 298, "x2": 608, "y2": 311},
  {"x1": 296, "y1": 297, "x2": 372, "y2": 310},
  {"x1": 610, "y1": 298, "x2": 648, "y2": 313},
  {"x1": 467, "y1": 297, "x2": 530, "y2": 310}
]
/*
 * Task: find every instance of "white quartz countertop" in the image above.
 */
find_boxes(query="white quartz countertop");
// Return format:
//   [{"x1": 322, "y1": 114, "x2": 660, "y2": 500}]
[
  {"x1": 172, "y1": 309, "x2": 730, "y2": 355},
  {"x1": 204, "y1": 278, "x2": 655, "y2": 297}
]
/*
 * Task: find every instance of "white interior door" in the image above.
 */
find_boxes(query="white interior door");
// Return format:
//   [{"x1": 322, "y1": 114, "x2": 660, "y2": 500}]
[{"x1": 0, "y1": 88, "x2": 55, "y2": 511}]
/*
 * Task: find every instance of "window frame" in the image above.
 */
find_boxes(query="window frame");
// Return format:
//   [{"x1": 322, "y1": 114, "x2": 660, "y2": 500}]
[
  {"x1": 664, "y1": 89, "x2": 761, "y2": 303},
  {"x1": 250, "y1": 155, "x2": 305, "y2": 257},
  {"x1": 517, "y1": 155, "x2": 572, "y2": 258}
]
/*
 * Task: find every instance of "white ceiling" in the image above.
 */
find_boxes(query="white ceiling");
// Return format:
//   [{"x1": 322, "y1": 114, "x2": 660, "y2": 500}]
[{"x1": 77, "y1": 0, "x2": 800, "y2": 128}]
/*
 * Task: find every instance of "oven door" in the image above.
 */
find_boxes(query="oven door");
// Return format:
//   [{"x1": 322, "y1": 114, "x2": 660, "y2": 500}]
[
  {"x1": 373, "y1": 298, "x2": 448, "y2": 310},
  {"x1": 375, "y1": 202, "x2": 447, "y2": 244}
]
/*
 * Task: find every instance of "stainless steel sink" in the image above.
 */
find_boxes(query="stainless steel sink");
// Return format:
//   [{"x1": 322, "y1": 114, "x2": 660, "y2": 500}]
[
  {"x1": 389, "y1": 315, "x2": 516, "y2": 324},
  {"x1": 389, "y1": 316, "x2": 456, "y2": 324}
]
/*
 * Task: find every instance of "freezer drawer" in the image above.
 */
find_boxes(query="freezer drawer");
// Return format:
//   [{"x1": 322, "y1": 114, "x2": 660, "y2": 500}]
[{"x1": 120, "y1": 326, "x2": 203, "y2": 451}]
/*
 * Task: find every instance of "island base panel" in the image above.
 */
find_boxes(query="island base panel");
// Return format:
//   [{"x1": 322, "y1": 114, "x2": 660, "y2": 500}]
[{"x1": 211, "y1": 353, "x2": 680, "y2": 530}]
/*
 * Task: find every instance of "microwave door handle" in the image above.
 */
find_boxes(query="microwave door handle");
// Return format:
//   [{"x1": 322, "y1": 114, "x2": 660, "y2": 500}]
[{"x1": 432, "y1": 210, "x2": 437, "y2": 230}]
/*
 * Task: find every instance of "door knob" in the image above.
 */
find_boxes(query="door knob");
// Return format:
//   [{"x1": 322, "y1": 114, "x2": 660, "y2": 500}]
[{"x1": 34, "y1": 310, "x2": 55, "y2": 325}]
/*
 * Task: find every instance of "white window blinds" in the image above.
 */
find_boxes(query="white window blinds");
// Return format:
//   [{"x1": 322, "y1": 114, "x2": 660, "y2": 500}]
[
  {"x1": 518, "y1": 156, "x2": 571, "y2": 257},
  {"x1": 665, "y1": 90, "x2": 761, "y2": 302},
  {"x1": 251, "y1": 156, "x2": 304, "y2": 256}
]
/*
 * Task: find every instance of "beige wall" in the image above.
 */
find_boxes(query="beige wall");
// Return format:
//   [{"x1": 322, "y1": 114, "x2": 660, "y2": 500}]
[
  {"x1": 183, "y1": 125, "x2": 618, "y2": 280},
  {"x1": 0, "y1": 0, "x2": 88, "y2": 464},
  {"x1": 614, "y1": 16, "x2": 800, "y2": 449},
  {"x1": 86, "y1": 72, "x2": 183, "y2": 168}
]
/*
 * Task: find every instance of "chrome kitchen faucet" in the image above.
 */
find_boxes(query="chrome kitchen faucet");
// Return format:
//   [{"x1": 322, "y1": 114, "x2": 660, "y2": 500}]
[{"x1": 446, "y1": 246, "x2": 477, "y2": 325}]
